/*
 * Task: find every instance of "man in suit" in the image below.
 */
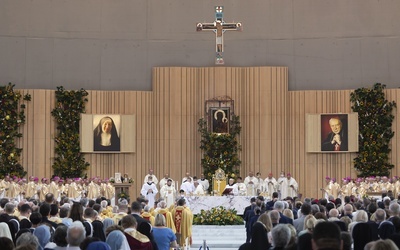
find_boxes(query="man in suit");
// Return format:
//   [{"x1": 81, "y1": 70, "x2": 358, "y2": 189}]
[
  {"x1": 266, "y1": 192, "x2": 279, "y2": 210},
  {"x1": 293, "y1": 202, "x2": 312, "y2": 233},
  {"x1": 130, "y1": 201, "x2": 149, "y2": 228},
  {"x1": 273, "y1": 201, "x2": 293, "y2": 225},
  {"x1": 322, "y1": 117, "x2": 348, "y2": 151}
]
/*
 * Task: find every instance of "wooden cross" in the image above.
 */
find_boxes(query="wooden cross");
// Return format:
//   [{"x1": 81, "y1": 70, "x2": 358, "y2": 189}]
[{"x1": 196, "y1": 6, "x2": 242, "y2": 65}]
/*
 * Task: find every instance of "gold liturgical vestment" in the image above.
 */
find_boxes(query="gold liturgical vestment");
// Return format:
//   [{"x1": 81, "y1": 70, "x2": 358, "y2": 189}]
[{"x1": 172, "y1": 205, "x2": 193, "y2": 247}]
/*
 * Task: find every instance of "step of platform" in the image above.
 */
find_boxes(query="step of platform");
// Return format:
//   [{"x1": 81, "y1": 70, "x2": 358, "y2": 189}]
[{"x1": 190, "y1": 225, "x2": 246, "y2": 250}]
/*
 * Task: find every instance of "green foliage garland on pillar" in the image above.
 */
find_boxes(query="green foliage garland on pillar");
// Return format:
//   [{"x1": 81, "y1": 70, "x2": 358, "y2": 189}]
[
  {"x1": 198, "y1": 115, "x2": 242, "y2": 192},
  {"x1": 350, "y1": 83, "x2": 396, "y2": 177},
  {"x1": 0, "y1": 83, "x2": 31, "y2": 178},
  {"x1": 51, "y1": 86, "x2": 90, "y2": 178}
]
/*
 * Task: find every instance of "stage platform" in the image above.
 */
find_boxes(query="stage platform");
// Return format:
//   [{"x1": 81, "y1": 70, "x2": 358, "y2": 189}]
[{"x1": 187, "y1": 195, "x2": 252, "y2": 215}]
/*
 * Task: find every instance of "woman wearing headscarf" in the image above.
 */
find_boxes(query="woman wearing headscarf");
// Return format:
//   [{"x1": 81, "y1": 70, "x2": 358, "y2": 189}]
[
  {"x1": 0, "y1": 222, "x2": 12, "y2": 242},
  {"x1": 33, "y1": 225, "x2": 51, "y2": 250},
  {"x1": 102, "y1": 218, "x2": 114, "y2": 234},
  {"x1": 93, "y1": 116, "x2": 120, "y2": 151},
  {"x1": 137, "y1": 221, "x2": 158, "y2": 250},
  {"x1": 250, "y1": 213, "x2": 271, "y2": 250},
  {"x1": 106, "y1": 230, "x2": 130, "y2": 250}
]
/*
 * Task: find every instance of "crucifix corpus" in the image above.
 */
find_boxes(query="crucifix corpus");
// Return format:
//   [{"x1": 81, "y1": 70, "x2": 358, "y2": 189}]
[{"x1": 196, "y1": 6, "x2": 242, "y2": 65}]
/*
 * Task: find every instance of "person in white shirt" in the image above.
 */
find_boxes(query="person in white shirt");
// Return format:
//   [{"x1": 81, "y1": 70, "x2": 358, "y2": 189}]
[
  {"x1": 160, "y1": 178, "x2": 176, "y2": 207},
  {"x1": 143, "y1": 169, "x2": 159, "y2": 185},
  {"x1": 193, "y1": 181, "x2": 205, "y2": 196},
  {"x1": 198, "y1": 174, "x2": 210, "y2": 193},
  {"x1": 244, "y1": 171, "x2": 259, "y2": 196},
  {"x1": 140, "y1": 176, "x2": 158, "y2": 207},
  {"x1": 180, "y1": 177, "x2": 195, "y2": 195},
  {"x1": 277, "y1": 171, "x2": 288, "y2": 199},
  {"x1": 182, "y1": 172, "x2": 192, "y2": 184},
  {"x1": 255, "y1": 172, "x2": 265, "y2": 194},
  {"x1": 264, "y1": 173, "x2": 278, "y2": 197},
  {"x1": 224, "y1": 178, "x2": 238, "y2": 196},
  {"x1": 159, "y1": 173, "x2": 173, "y2": 189},
  {"x1": 286, "y1": 173, "x2": 298, "y2": 198},
  {"x1": 236, "y1": 177, "x2": 247, "y2": 196}
]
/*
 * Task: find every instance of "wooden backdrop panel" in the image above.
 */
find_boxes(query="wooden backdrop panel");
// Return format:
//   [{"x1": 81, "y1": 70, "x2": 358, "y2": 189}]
[{"x1": 15, "y1": 68, "x2": 400, "y2": 199}]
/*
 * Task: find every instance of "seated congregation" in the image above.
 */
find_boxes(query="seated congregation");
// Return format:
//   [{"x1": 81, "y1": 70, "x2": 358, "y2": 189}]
[
  {"x1": 240, "y1": 193, "x2": 400, "y2": 250},
  {"x1": 0, "y1": 191, "x2": 193, "y2": 250}
]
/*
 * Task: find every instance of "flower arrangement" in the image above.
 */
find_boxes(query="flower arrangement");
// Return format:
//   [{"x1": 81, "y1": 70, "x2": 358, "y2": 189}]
[
  {"x1": 198, "y1": 115, "x2": 242, "y2": 192},
  {"x1": 117, "y1": 191, "x2": 130, "y2": 201},
  {"x1": 128, "y1": 178, "x2": 134, "y2": 183},
  {"x1": 109, "y1": 177, "x2": 115, "y2": 183},
  {"x1": 350, "y1": 83, "x2": 396, "y2": 177},
  {"x1": 193, "y1": 206, "x2": 244, "y2": 226},
  {"x1": 0, "y1": 83, "x2": 31, "y2": 178},
  {"x1": 51, "y1": 86, "x2": 90, "y2": 178}
]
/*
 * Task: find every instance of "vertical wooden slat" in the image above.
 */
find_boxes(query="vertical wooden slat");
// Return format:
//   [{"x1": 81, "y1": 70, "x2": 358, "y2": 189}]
[{"x1": 21, "y1": 67, "x2": 400, "y2": 199}]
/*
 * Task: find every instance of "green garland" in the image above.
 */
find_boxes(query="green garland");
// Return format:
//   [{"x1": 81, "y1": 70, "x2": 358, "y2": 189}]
[
  {"x1": 0, "y1": 83, "x2": 31, "y2": 178},
  {"x1": 198, "y1": 115, "x2": 241, "y2": 192},
  {"x1": 51, "y1": 86, "x2": 90, "y2": 178},
  {"x1": 350, "y1": 83, "x2": 396, "y2": 177}
]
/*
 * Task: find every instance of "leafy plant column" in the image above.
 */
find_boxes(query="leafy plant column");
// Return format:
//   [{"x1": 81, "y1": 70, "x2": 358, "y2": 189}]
[
  {"x1": 51, "y1": 86, "x2": 90, "y2": 178},
  {"x1": 350, "y1": 83, "x2": 396, "y2": 177},
  {"x1": 0, "y1": 83, "x2": 31, "y2": 177},
  {"x1": 198, "y1": 115, "x2": 241, "y2": 192}
]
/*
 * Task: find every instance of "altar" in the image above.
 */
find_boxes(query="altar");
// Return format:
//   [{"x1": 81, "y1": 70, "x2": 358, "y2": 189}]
[{"x1": 187, "y1": 195, "x2": 252, "y2": 215}]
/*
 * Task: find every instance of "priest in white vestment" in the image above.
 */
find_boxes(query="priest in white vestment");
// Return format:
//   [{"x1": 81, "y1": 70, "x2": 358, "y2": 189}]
[
  {"x1": 193, "y1": 181, "x2": 205, "y2": 196},
  {"x1": 277, "y1": 171, "x2": 288, "y2": 199},
  {"x1": 180, "y1": 177, "x2": 195, "y2": 196},
  {"x1": 286, "y1": 173, "x2": 298, "y2": 198},
  {"x1": 244, "y1": 171, "x2": 259, "y2": 196},
  {"x1": 198, "y1": 174, "x2": 209, "y2": 193},
  {"x1": 143, "y1": 169, "x2": 159, "y2": 185},
  {"x1": 223, "y1": 178, "x2": 238, "y2": 196},
  {"x1": 255, "y1": 172, "x2": 265, "y2": 194},
  {"x1": 264, "y1": 173, "x2": 278, "y2": 196},
  {"x1": 159, "y1": 174, "x2": 174, "y2": 189},
  {"x1": 236, "y1": 177, "x2": 247, "y2": 196},
  {"x1": 140, "y1": 176, "x2": 158, "y2": 207},
  {"x1": 182, "y1": 172, "x2": 192, "y2": 184},
  {"x1": 160, "y1": 179, "x2": 176, "y2": 207}
]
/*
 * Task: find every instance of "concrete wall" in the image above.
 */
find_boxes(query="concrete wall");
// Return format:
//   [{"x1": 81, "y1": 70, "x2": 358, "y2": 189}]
[{"x1": 0, "y1": 0, "x2": 399, "y2": 91}]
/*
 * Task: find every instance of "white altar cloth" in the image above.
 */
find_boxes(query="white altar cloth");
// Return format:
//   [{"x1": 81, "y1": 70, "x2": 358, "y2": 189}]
[{"x1": 187, "y1": 195, "x2": 251, "y2": 215}]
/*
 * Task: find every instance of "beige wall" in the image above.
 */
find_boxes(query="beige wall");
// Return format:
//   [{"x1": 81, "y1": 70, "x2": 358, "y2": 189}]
[
  {"x1": 1, "y1": 0, "x2": 400, "y2": 91},
  {"x1": 17, "y1": 67, "x2": 400, "y2": 199}
]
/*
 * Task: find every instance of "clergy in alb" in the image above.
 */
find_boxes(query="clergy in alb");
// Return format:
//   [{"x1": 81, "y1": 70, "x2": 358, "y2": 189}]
[
  {"x1": 264, "y1": 173, "x2": 278, "y2": 197},
  {"x1": 223, "y1": 178, "x2": 238, "y2": 195},
  {"x1": 286, "y1": 173, "x2": 298, "y2": 198},
  {"x1": 143, "y1": 169, "x2": 159, "y2": 185},
  {"x1": 244, "y1": 171, "x2": 259, "y2": 196},
  {"x1": 140, "y1": 176, "x2": 158, "y2": 207},
  {"x1": 160, "y1": 179, "x2": 176, "y2": 208}
]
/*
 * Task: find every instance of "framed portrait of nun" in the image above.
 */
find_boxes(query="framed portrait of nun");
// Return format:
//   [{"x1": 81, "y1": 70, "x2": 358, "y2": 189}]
[
  {"x1": 93, "y1": 115, "x2": 121, "y2": 152},
  {"x1": 80, "y1": 114, "x2": 135, "y2": 153}
]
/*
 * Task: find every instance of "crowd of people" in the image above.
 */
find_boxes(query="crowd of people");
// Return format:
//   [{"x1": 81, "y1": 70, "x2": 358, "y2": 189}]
[
  {"x1": 0, "y1": 189, "x2": 193, "y2": 250},
  {"x1": 240, "y1": 189, "x2": 400, "y2": 250},
  {"x1": 0, "y1": 176, "x2": 115, "y2": 202},
  {"x1": 3, "y1": 169, "x2": 400, "y2": 250}
]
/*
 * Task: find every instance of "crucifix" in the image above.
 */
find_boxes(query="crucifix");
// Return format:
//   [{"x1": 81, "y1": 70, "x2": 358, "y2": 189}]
[{"x1": 196, "y1": 6, "x2": 242, "y2": 65}]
